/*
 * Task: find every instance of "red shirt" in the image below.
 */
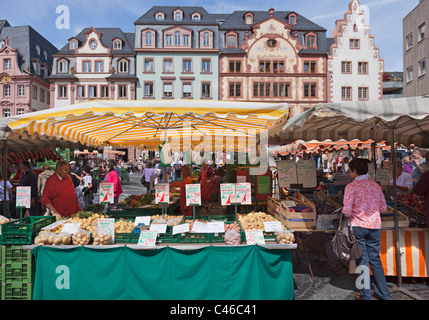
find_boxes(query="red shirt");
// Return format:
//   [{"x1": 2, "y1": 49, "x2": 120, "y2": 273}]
[{"x1": 41, "y1": 173, "x2": 80, "y2": 217}]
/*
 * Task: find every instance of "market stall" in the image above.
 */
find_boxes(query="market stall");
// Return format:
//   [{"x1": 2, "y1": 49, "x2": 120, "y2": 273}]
[
  {"x1": 269, "y1": 95, "x2": 429, "y2": 294},
  {"x1": 1, "y1": 100, "x2": 296, "y2": 300}
]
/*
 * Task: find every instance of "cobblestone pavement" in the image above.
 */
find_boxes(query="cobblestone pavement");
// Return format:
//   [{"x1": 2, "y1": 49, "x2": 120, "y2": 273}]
[{"x1": 292, "y1": 236, "x2": 429, "y2": 300}]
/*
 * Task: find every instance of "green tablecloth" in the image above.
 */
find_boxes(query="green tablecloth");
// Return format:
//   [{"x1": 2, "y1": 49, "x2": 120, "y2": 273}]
[{"x1": 32, "y1": 245, "x2": 294, "y2": 300}]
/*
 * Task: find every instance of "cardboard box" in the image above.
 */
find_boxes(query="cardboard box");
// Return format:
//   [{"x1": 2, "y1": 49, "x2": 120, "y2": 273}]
[{"x1": 267, "y1": 193, "x2": 317, "y2": 231}]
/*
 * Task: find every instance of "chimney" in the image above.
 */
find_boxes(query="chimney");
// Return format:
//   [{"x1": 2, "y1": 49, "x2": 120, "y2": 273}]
[{"x1": 269, "y1": 7, "x2": 274, "y2": 16}]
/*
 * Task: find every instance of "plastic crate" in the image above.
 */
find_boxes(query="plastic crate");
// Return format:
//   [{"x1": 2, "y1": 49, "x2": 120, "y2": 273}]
[
  {"x1": 2, "y1": 246, "x2": 33, "y2": 264},
  {"x1": 178, "y1": 233, "x2": 211, "y2": 243},
  {"x1": 2, "y1": 262, "x2": 34, "y2": 283},
  {"x1": 0, "y1": 216, "x2": 56, "y2": 245},
  {"x1": 1, "y1": 282, "x2": 32, "y2": 300}
]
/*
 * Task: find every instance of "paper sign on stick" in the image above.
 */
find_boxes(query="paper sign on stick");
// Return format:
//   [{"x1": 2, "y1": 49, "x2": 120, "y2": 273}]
[
  {"x1": 98, "y1": 218, "x2": 115, "y2": 243},
  {"x1": 137, "y1": 231, "x2": 157, "y2": 247},
  {"x1": 235, "y1": 183, "x2": 252, "y2": 205},
  {"x1": 16, "y1": 186, "x2": 31, "y2": 208},
  {"x1": 185, "y1": 184, "x2": 201, "y2": 206},
  {"x1": 155, "y1": 184, "x2": 170, "y2": 204},
  {"x1": 245, "y1": 230, "x2": 265, "y2": 245},
  {"x1": 99, "y1": 183, "x2": 114, "y2": 204},
  {"x1": 220, "y1": 183, "x2": 236, "y2": 206}
]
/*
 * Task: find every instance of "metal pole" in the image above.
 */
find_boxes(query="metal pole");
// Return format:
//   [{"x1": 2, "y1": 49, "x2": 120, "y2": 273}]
[{"x1": 391, "y1": 127, "x2": 402, "y2": 288}]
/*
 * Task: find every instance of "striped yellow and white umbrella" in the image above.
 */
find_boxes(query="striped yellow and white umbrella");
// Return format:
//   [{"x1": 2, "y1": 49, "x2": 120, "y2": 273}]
[{"x1": 8, "y1": 100, "x2": 289, "y2": 150}]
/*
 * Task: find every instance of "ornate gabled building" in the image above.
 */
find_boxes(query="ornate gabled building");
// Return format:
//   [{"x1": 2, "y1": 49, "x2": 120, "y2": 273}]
[
  {"x1": 218, "y1": 8, "x2": 331, "y2": 116},
  {"x1": 134, "y1": 6, "x2": 220, "y2": 100},
  {"x1": 328, "y1": 0, "x2": 384, "y2": 103},
  {"x1": 0, "y1": 20, "x2": 57, "y2": 116},
  {"x1": 48, "y1": 26, "x2": 137, "y2": 108}
]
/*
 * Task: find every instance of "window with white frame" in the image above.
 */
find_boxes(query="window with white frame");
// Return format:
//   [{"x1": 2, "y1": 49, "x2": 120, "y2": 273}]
[
  {"x1": 358, "y1": 62, "x2": 368, "y2": 74},
  {"x1": 69, "y1": 40, "x2": 77, "y2": 50},
  {"x1": 406, "y1": 33, "x2": 413, "y2": 50},
  {"x1": 101, "y1": 85, "x2": 109, "y2": 98},
  {"x1": 163, "y1": 82, "x2": 173, "y2": 97},
  {"x1": 202, "y1": 59, "x2": 211, "y2": 73},
  {"x1": 203, "y1": 32, "x2": 210, "y2": 46},
  {"x1": 174, "y1": 12, "x2": 182, "y2": 21},
  {"x1": 89, "y1": 85, "x2": 97, "y2": 98},
  {"x1": 156, "y1": 14, "x2": 164, "y2": 21},
  {"x1": 95, "y1": 61, "x2": 103, "y2": 73},
  {"x1": 166, "y1": 34, "x2": 172, "y2": 46},
  {"x1": 77, "y1": 85, "x2": 85, "y2": 98},
  {"x1": 358, "y1": 87, "x2": 368, "y2": 101},
  {"x1": 182, "y1": 82, "x2": 192, "y2": 98},
  {"x1": 163, "y1": 59, "x2": 173, "y2": 73},
  {"x1": 32, "y1": 85, "x2": 37, "y2": 99},
  {"x1": 90, "y1": 40, "x2": 97, "y2": 49},
  {"x1": 341, "y1": 87, "x2": 352, "y2": 101},
  {"x1": 182, "y1": 59, "x2": 192, "y2": 72},
  {"x1": 341, "y1": 61, "x2": 352, "y2": 74},
  {"x1": 183, "y1": 35, "x2": 189, "y2": 46},
  {"x1": 118, "y1": 85, "x2": 127, "y2": 98},
  {"x1": 58, "y1": 60, "x2": 68, "y2": 73},
  {"x1": 17, "y1": 108, "x2": 25, "y2": 115},
  {"x1": 144, "y1": 59, "x2": 154, "y2": 72},
  {"x1": 418, "y1": 23, "x2": 425, "y2": 42},
  {"x1": 350, "y1": 39, "x2": 360, "y2": 49},
  {"x1": 407, "y1": 66, "x2": 413, "y2": 82},
  {"x1": 174, "y1": 32, "x2": 181, "y2": 46},
  {"x1": 419, "y1": 59, "x2": 426, "y2": 77},
  {"x1": 145, "y1": 32, "x2": 152, "y2": 46},
  {"x1": 17, "y1": 85, "x2": 25, "y2": 97},
  {"x1": 3, "y1": 85, "x2": 10, "y2": 97},
  {"x1": 192, "y1": 14, "x2": 200, "y2": 22},
  {"x1": 118, "y1": 60, "x2": 128, "y2": 73},
  {"x1": 58, "y1": 85, "x2": 67, "y2": 98},
  {"x1": 113, "y1": 40, "x2": 122, "y2": 50},
  {"x1": 4, "y1": 59, "x2": 11, "y2": 71},
  {"x1": 83, "y1": 61, "x2": 91, "y2": 72},
  {"x1": 201, "y1": 82, "x2": 211, "y2": 98},
  {"x1": 144, "y1": 82, "x2": 154, "y2": 97},
  {"x1": 3, "y1": 109, "x2": 10, "y2": 117}
]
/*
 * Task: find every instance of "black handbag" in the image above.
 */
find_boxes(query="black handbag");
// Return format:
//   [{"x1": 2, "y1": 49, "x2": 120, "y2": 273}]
[{"x1": 332, "y1": 213, "x2": 362, "y2": 262}]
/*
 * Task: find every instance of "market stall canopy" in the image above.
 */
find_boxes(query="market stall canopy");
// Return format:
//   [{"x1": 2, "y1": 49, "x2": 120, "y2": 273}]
[
  {"x1": 269, "y1": 96, "x2": 429, "y2": 147},
  {"x1": 7, "y1": 100, "x2": 289, "y2": 150}
]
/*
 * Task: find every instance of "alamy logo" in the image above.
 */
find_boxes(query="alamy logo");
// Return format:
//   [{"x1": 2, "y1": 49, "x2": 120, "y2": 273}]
[
  {"x1": 55, "y1": 265, "x2": 70, "y2": 290},
  {"x1": 56, "y1": 5, "x2": 70, "y2": 30}
]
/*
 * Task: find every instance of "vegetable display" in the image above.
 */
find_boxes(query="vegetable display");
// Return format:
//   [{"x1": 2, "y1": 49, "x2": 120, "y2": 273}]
[{"x1": 238, "y1": 211, "x2": 286, "y2": 231}]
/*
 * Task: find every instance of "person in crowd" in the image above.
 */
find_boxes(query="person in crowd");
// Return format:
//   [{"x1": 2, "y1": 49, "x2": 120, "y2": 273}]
[
  {"x1": 415, "y1": 152, "x2": 429, "y2": 226},
  {"x1": 69, "y1": 161, "x2": 80, "y2": 188},
  {"x1": 37, "y1": 164, "x2": 54, "y2": 215},
  {"x1": 0, "y1": 171, "x2": 13, "y2": 219},
  {"x1": 141, "y1": 162, "x2": 156, "y2": 194},
  {"x1": 390, "y1": 160, "x2": 413, "y2": 194},
  {"x1": 411, "y1": 148, "x2": 427, "y2": 186},
  {"x1": 105, "y1": 163, "x2": 122, "y2": 205},
  {"x1": 180, "y1": 165, "x2": 193, "y2": 217},
  {"x1": 71, "y1": 165, "x2": 94, "y2": 208},
  {"x1": 199, "y1": 160, "x2": 214, "y2": 213},
  {"x1": 343, "y1": 158, "x2": 390, "y2": 300},
  {"x1": 19, "y1": 161, "x2": 38, "y2": 216},
  {"x1": 110, "y1": 160, "x2": 122, "y2": 184},
  {"x1": 41, "y1": 160, "x2": 80, "y2": 218},
  {"x1": 403, "y1": 156, "x2": 412, "y2": 175}
]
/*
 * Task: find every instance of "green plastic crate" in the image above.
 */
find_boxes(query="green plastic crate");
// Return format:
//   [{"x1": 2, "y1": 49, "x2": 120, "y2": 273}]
[
  {"x1": 0, "y1": 216, "x2": 56, "y2": 245},
  {"x1": 2, "y1": 262, "x2": 34, "y2": 283},
  {"x1": 178, "y1": 233, "x2": 211, "y2": 243},
  {"x1": 2, "y1": 246, "x2": 33, "y2": 264},
  {"x1": 1, "y1": 282, "x2": 32, "y2": 300},
  {"x1": 0, "y1": 245, "x2": 2, "y2": 265}
]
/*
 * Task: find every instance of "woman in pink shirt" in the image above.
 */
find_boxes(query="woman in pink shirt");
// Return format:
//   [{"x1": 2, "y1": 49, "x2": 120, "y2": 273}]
[
  {"x1": 106, "y1": 163, "x2": 123, "y2": 205},
  {"x1": 343, "y1": 158, "x2": 390, "y2": 300}
]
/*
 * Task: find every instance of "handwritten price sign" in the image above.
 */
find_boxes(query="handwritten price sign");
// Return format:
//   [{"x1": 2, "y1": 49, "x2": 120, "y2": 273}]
[
  {"x1": 155, "y1": 184, "x2": 170, "y2": 204},
  {"x1": 185, "y1": 184, "x2": 201, "y2": 206},
  {"x1": 137, "y1": 231, "x2": 157, "y2": 247},
  {"x1": 16, "y1": 187, "x2": 31, "y2": 208},
  {"x1": 245, "y1": 230, "x2": 265, "y2": 245}
]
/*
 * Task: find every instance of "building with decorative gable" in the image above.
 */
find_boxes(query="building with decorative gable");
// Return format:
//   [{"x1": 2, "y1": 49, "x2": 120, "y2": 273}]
[
  {"x1": 134, "y1": 6, "x2": 220, "y2": 100},
  {"x1": 0, "y1": 20, "x2": 57, "y2": 117},
  {"x1": 48, "y1": 27, "x2": 136, "y2": 108},
  {"x1": 328, "y1": 0, "x2": 384, "y2": 103},
  {"x1": 218, "y1": 8, "x2": 331, "y2": 116}
]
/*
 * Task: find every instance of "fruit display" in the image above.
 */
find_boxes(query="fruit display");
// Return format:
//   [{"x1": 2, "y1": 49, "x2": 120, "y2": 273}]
[
  {"x1": 224, "y1": 229, "x2": 241, "y2": 245},
  {"x1": 72, "y1": 229, "x2": 91, "y2": 245},
  {"x1": 0, "y1": 215, "x2": 10, "y2": 235},
  {"x1": 115, "y1": 219, "x2": 134, "y2": 233},
  {"x1": 314, "y1": 199, "x2": 337, "y2": 215},
  {"x1": 398, "y1": 193, "x2": 425, "y2": 213},
  {"x1": 34, "y1": 230, "x2": 72, "y2": 245},
  {"x1": 238, "y1": 211, "x2": 286, "y2": 231},
  {"x1": 170, "y1": 181, "x2": 181, "y2": 194},
  {"x1": 151, "y1": 214, "x2": 183, "y2": 226},
  {"x1": 224, "y1": 221, "x2": 241, "y2": 232},
  {"x1": 92, "y1": 230, "x2": 112, "y2": 245},
  {"x1": 119, "y1": 194, "x2": 155, "y2": 207},
  {"x1": 275, "y1": 231, "x2": 295, "y2": 244},
  {"x1": 64, "y1": 212, "x2": 108, "y2": 233}
]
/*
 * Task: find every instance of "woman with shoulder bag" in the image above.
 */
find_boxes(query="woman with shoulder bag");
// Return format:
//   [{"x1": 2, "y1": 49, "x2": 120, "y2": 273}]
[{"x1": 343, "y1": 158, "x2": 390, "y2": 300}]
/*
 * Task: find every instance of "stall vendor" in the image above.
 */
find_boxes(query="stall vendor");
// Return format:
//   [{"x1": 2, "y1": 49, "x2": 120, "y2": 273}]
[
  {"x1": 199, "y1": 160, "x2": 214, "y2": 213},
  {"x1": 180, "y1": 165, "x2": 193, "y2": 216},
  {"x1": 41, "y1": 160, "x2": 80, "y2": 218}
]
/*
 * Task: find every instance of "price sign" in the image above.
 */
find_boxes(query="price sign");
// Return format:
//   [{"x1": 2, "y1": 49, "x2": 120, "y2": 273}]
[
  {"x1": 61, "y1": 222, "x2": 80, "y2": 235},
  {"x1": 98, "y1": 218, "x2": 115, "y2": 243},
  {"x1": 137, "y1": 231, "x2": 157, "y2": 247},
  {"x1": 207, "y1": 221, "x2": 225, "y2": 234},
  {"x1": 263, "y1": 221, "x2": 283, "y2": 232},
  {"x1": 245, "y1": 230, "x2": 265, "y2": 245},
  {"x1": 235, "y1": 183, "x2": 252, "y2": 205},
  {"x1": 296, "y1": 160, "x2": 317, "y2": 188},
  {"x1": 134, "y1": 216, "x2": 151, "y2": 227},
  {"x1": 99, "y1": 183, "x2": 114, "y2": 204},
  {"x1": 191, "y1": 220, "x2": 207, "y2": 233},
  {"x1": 16, "y1": 186, "x2": 31, "y2": 208},
  {"x1": 155, "y1": 184, "x2": 170, "y2": 204},
  {"x1": 173, "y1": 223, "x2": 190, "y2": 235},
  {"x1": 150, "y1": 223, "x2": 167, "y2": 234},
  {"x1": 185, "y1": 184, "x2": 201, "y2": 206},
  {"x1": 376, "y1": 168, "x2": 389, "y2": 186},
  {"x1": 277, "y1": 161, "x2": 298, "y2": 188},
  {"x1": 220, "y1": 183, "x2": 236, "y2": 206}
]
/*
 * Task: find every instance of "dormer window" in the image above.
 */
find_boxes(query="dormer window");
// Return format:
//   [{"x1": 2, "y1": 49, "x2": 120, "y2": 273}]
[
  {"x1": 288, "y1": 13, "x2": 297, "y2": 25},
  {"x1": 305, "y1": 32, "x2": 317, "y2": 49},
  {"x1": 113, "y1": 39, "x2": 122, "y2": 50},
  {"x1": 174, "y1": 9, "x2": 183, "y2": 21},
  {"x1": 245, "y1": 13, "x2": 253, "y2": 25},
  {"x1": 156, "y1": 13, "x2": 165, "y2": 21},
  {"x1": 57, "y1": 59, "x2": 68, "y2": 73},
  {"x1": 69, "y1": 40, "x2": 78, "y2": 50},
  {"x1": 142, "y1": 29, "x2": 156, "y2": 48},
  {"x1": 226, "y1": 32, "x2": 238, "y2": 48},
  {"x1": 200, "y1": 29, "x2": 214, "y2": 48},
  {"x1": 192, "y1": 14, "x2": 200, "y2": 22},
  {"x1": 35, "y1": 44, "x2": 40, "y2": 55}
]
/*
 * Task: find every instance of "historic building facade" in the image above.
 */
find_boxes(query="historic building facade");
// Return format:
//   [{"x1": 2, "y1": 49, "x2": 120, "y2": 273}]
[
  {"x1": 48, "y1": 27, "x2": 137, "y2": 108},
  {"x1": 218, "y1": 8, "x2": 330, "y2": 116},
  {"x1": 0, "y1": 20, "x2": 57, "y2": 117},
  {"x1": 328, "y1": 0, "x2": 384, "y2": 103},
  {"x1": 134, "y1": 6, "x2": 220, "y2": 100}
]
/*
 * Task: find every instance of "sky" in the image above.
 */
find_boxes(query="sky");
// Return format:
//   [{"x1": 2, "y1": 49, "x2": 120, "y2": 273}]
[{"x1": 0, "y1": 0, "x2": 420, "y2": 71}]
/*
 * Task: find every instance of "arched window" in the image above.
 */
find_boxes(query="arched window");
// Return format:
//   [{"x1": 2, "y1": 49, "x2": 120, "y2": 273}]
[
  {"x1": 174, "y1": 31, "x2": 181, "y2": 46},
  {"x1": 203, "y1": 32, "x2": 210, "y2": 46},
  {"x1": 226, "y1": 34, "x2": 237, "y2": 48},
  {"x1": 175, "y1": 12, "x2": 182, "y2": 21},
  {"x1": 192, "y1": 15, "x2": 200, "y2": 22},
  {"x1": 145, "y1": 32, "x2": 152, "y2": 46},
  {"x1": 156, "y1": 14, "x2": 164, "y2": 21}
]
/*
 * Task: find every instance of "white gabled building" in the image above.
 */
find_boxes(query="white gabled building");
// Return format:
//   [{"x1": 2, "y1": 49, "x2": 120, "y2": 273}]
[{"x1": 328, "y1": 0, "x2": 384, "y2": 103}]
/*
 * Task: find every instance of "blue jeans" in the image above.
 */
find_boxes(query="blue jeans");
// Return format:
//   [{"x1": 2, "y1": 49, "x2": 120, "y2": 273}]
[{"x1": 353, "y1": 226, "x2": 390, "y2": 300}]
